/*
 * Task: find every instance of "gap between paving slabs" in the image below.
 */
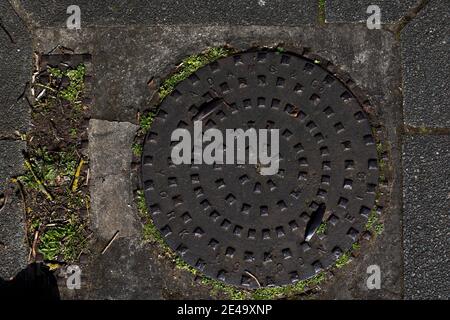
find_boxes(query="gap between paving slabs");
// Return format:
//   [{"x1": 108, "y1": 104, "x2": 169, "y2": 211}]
[
  {"x1": 133, "y1": 45, "x2": 389, "y2": 299},
  {"x1": 16, "y1": 51, "x2": 92, "y2": 269}
]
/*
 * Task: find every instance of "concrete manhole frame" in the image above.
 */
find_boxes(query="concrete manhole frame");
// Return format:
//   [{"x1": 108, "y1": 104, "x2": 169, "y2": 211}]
[{"x1": 134, "y1": 45, "x2": 390, "y2": 291}]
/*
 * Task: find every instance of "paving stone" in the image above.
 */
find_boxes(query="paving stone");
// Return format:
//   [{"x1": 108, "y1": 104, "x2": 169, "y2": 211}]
[
  {"x1": 88, "y1": 119, "x2": 140, "y2": 241},
  {"x1": 325, "y1": 0, "x2": 418, "y2": 23},
  {"x1": 0, "y1": 140, "x2": 26, "y2": 194},
  {"x1": 0, "y1": 192, "x2": 28, "y2": 280},
  {"x1": 401, "y1": 0, "x2": 450, "y2": 128},
  {"x1": 0, "y1": 140, "x2": 28, "y2": 279},
  {"x1": 403, "y1": 135, "x2": 450, "y2": 299},
  {"x1": 0, "y1": 0, "x2": 31, "y2": 136},
  {"x1": 62, "y1": 238, "x2": 217, "y2": 300},
  {"x1": 15, "y1": 0, "x2": 317, "y2": 27}
]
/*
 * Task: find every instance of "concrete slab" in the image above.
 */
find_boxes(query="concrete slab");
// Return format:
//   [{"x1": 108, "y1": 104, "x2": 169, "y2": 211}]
[
  {"x1": 401, "y1": 0, "x2": 450, "y2": 128},
  {"x1": 13, "y1": 0, "x2": 317, "y2": 28},
  {"x1": 325, "y1": 0, "x2": 418, "y2": 23},
  {"x1": 88, "y1": 119, "x2": 140, "y2": 241},
  {"x1": 61, "y1": 238, "x2": 219, "y2": 300},
  {"x1": 403, "y1": 135, "x2": 450, "y2": 300},
  {"x1": 0, "y1": 0, "x2": 31, "y2": 136}
]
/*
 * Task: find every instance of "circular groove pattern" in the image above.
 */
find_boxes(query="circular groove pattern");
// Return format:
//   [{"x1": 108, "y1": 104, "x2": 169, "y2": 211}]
[{"x1": 142, "y1": 51, "x2": 379, "y2": 288}]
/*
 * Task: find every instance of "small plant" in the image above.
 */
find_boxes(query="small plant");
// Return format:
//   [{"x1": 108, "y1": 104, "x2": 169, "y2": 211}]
[
  {"x1": 38, "y1": 217, "x2": 86, "y2": 262},
  {"x1": 316, "y1": 222, "x2": 327, "y2": 235},
  {"x1": 366, "y1": 209, "x2": 384, "y2": 236},
  {"x1": 158, "y1": 47, "x2": 235, "y2": 99},
  {"x1": 59, "y1": 65, "x2": 86, "y2": 102},
  {"x1": 132, "y1": 143, "x2": 143, "y2": 157},
  {"x1": 335, "y1": 252, "x2": 352, "y2": 269},
  {"x1": 352, "y1": 242, "x2": 361, "y2": 251},
  {"x1": 139, "y1": 111, "x2": 156, "y2": 133},
  {"x1": 275, "y1": 46, "x2": 285, "y2": 54}
]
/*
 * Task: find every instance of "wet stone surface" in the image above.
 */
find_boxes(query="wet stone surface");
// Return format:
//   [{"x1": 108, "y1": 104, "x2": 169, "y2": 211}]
[{"x1": 142, "y1": 51, "x2": 380, "y2": 288}]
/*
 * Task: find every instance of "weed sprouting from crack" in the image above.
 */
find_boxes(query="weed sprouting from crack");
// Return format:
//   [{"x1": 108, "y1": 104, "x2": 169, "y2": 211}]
[
  {"x1": 137, "y1": 46, "x2": 236, "y2": 137},
  {"x1": 315, "y1": 222, "x2": 327, "y2": 235},
  {"x1": 158, "y1": 47, "x2": 236, "y2": 100},
  {"x1": 366, "y1": 208, "x2": 384, "y2": 236}
]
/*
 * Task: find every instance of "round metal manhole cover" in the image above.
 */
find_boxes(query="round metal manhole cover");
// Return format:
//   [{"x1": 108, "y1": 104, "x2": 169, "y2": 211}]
[{"x1": 142, "y1": 51, "x2": 379, "y2": 288}]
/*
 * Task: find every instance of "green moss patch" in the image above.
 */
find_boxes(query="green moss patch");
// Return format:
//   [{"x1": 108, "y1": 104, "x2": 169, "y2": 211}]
[{"x1": 158, "y1": 47, "x2": 236, "y2": 100}]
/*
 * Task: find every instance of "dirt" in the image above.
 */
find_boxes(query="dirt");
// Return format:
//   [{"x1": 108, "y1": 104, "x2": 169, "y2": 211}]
[{"x1": 18, "y1": 52, "x2": 91, "y2": 264}]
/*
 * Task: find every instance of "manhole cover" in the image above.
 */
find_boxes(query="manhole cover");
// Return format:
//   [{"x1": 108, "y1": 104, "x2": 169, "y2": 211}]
[{"x1": 142, "y1": 51, "x2": 379, "y2": 288}]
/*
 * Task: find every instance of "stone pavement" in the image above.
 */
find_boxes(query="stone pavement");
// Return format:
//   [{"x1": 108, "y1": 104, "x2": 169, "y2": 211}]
[
  {"x1": 401, "y1": 0, "x2": 450, "y2": 128},
  {"x1": 0, "y1": 0, "x2": 448, "y2": 299},
  {"x1": 403, "y1": 136, "x2": 449, "y2": 300},
  {"x1": 0, "y1": 0, "x2": 31, "y2": 280}
]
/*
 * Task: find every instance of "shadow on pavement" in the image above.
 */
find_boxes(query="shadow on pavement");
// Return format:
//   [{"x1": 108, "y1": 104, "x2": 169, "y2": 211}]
[{"x1": 0, "y1": 263, "x2": 60, "y2": 300}]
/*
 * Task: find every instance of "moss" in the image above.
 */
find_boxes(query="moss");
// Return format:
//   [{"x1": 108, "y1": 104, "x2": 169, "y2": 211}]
[
  {"x1": 201, "y1": 277, "x2": 249, "y2": 300},
  {"x1": 419, "y1": 126, "x2": 432, "y2": 134},
  {"x1": 158, "y1": 46, "x2": 236, "y2": 100},
  {"x1": 138, "y1": 47, "x2": 236, "y2": 135},
  {"x1": 252, "y1": 272, "x2": 326, "y2": 300},
  {"x1": 318, "y1": 0, "x2": 326, "y2": 25}
]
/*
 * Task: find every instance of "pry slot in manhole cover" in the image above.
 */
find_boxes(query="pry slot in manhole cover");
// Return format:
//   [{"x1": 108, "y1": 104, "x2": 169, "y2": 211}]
[{"x1": 142, "y1": 51, "x2": 379, "y2": 288}]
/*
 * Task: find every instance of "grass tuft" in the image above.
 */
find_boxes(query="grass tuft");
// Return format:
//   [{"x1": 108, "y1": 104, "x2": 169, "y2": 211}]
[{"x1": 38, "y1": 216, "x2": 86, "y2": 261}]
